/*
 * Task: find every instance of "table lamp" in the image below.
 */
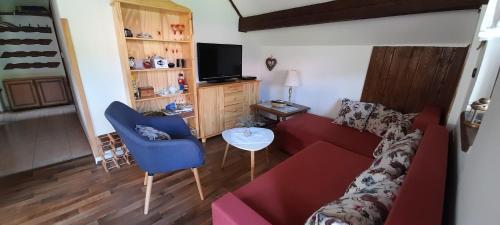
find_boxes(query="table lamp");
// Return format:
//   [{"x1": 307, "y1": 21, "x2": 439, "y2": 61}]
[{"x1": 284, "y1": 70, "x2": 300, "y2": 102}]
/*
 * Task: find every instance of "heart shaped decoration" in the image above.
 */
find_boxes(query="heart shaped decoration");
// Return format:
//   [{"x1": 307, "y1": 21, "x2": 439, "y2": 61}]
[{"x1": 266, "y1": 56, "x2": 277, "y2": 71}]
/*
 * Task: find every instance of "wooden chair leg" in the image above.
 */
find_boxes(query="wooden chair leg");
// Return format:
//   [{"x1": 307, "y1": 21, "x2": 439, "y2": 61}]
[
  {"x1": 144, "y1": 174, "x2": 153, "y2": 215},
  {"x1": 221, "y1": 143, "x2": 230, "y2": 169},
  {"x1": 192, "y1": 168, "x2": 205, "y2": 200},
  {"x1": 143, "y1": 172, "x2": 148, "y2": 186}
]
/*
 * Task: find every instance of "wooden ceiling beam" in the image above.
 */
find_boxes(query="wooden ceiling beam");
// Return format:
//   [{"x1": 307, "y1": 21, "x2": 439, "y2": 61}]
[{"x1": 239, "y1": 0, "x2": 489, "y2": 32}]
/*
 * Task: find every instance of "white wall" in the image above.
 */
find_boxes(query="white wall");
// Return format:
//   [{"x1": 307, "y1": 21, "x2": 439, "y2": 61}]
[
  {"x1": 52, "y1": 0, "x2": 128, "y2": 135},
  {"x1": 454, "y1": 38, "x2": 500, "y2": 225},
  {"x1": 468, "y1": 40, "x2": 500, "y2": 102},
  {"x1": 246, "y1": 10, "x2": 479, "y2": 119}
]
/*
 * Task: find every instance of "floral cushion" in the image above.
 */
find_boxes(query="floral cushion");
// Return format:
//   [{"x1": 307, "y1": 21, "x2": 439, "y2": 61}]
[
  {"x1": 346, "y1": 130, "x2": 421, "y2": 194},
  {"x1": 372, "y1": 125, "x2": 407, "y2": 158},
  {"x1": 333, "y1": 99, "x2": 376, "y2": 131},
  {"x1": 372, "y1": 129, "x2": 421, "y2": 173},
  {"x1": 365, "y1": 104, "x2": 417, "y2": 137},
  {"x1": 135, "y1": 125, "x2": 171, "y2": 141},
  {"x1": 306, "y1": 176, "x2": 405, "y2": 225}
]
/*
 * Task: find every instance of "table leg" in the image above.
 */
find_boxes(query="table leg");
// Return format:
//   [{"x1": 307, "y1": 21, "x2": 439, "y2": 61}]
[
  {"x1": 251, "y1": 151, "x2": 255, "y2": 181},
  {"x1": 221, "y1": 143, "x2": 230, "y2": 169},
  {"x1": 265, "y1": 147, "x2": 270, "y2": 164}
]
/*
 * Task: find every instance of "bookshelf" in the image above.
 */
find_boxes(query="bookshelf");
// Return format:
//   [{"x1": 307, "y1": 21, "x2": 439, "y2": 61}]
[{"x1": 111, "y1": 0, "x2": 199, "y2": 137}]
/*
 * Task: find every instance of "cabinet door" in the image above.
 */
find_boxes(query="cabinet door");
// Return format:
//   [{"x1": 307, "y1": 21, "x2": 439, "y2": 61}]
[
  {"x1": 198, "y1": 86, "x2": 224, "y2": 138},
  {"x1": 35, "y1": 77, "x2": 70, "y2": 106},
  {"x1": 3, "y1": 79, "x2": 41, "y2": 111},
  {"x1": 243, "y1": 81, "x2": 260, "y2": 116}
]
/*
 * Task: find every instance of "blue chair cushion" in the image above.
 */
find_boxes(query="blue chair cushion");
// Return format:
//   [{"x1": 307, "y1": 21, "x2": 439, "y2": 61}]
[{"x1": 136, "y1": 125, "x2": 171, "y2": 141}]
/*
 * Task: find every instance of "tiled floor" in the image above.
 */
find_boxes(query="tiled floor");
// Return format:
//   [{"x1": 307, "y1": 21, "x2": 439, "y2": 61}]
[{"x1": 0, "y1": 112, "x2": 91, "y2": 177}]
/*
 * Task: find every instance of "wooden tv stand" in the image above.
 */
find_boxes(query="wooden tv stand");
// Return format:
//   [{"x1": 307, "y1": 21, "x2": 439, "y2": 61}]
[{"x1": 198, "y1": 80, "x2": 260, "y2": 142}]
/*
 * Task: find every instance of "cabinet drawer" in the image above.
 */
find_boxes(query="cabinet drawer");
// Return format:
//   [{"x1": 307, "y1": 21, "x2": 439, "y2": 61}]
[
  {"x1": 224, "y1": 120, "x2": 239, "y2": 130},
  {"x1": 224, "y1": 104, "x2": 243, "y2": 122},
  {"x1": 224, "y1": 92, "x2": 244, "y2": 106},
  {"x1": 224, "y1": 84, "x2": 243, "y2": 94}
]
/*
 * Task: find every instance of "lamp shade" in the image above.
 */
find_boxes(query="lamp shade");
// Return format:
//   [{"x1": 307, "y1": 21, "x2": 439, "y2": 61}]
[{"x1": 284, "y1": 70, "x2": 300, "y2": 87}]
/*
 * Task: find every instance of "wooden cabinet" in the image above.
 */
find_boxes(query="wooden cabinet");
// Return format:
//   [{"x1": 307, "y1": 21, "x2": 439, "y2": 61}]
[
  {"x1": 3, "y1": 76, "x2": 70, "y2": 111},
  {"x1": 3, "y1": 79, "x2": 40, "y2": 110},
  {"x1": 198, "y1": 80, "x2": 260, "y2": 142},
  {"x1": 35, "y1": 77, "x2": 70, "y2": 106}
]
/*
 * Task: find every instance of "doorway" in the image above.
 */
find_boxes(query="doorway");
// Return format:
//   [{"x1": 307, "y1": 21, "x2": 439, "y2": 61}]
[{"x1": 0, "y1": 0, "x2": 91, "y2": 176}]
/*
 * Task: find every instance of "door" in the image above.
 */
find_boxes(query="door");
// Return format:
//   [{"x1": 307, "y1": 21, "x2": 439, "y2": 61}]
[
  {"x1": 35, "y1": 77, "x2": 70, "y2": 106},
  {"x1": 243, "y1": 81, "x2": 259, "y2": 116},
  {"x1": 198, "y1": 86, "x2": 223, "y2": 138},
  {"x1": 3, "y1": 79, "x2": 40, "y2": 110}
]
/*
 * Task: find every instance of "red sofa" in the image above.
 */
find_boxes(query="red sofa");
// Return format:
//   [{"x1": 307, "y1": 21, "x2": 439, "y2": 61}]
[{"x1": 212, "y1": 107, "x2": 447, "y2": 225}]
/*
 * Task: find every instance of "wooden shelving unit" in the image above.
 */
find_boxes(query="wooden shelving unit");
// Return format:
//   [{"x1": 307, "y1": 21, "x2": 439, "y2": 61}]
[{"x1": 112, "y1": 0, "x2": 200, "y2": 137}]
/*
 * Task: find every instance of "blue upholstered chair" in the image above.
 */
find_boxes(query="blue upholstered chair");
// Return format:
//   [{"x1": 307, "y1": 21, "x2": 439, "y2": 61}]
[{"x1": 104, "y1": 101, "x2": 205, "y2": 214}]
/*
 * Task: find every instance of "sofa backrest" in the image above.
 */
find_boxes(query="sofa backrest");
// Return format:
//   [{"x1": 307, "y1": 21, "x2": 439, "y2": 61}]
[
  {"x1": 385, "y1": 124, "x2": 449, "y2": 225},
  {"x1": 411, "y1": 105, "x2": 441, "y2": 132}
]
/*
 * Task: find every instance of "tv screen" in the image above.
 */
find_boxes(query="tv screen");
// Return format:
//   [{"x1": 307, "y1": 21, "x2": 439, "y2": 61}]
[{"x1": 197, "y1": 43, "x2": 242, "y2": 81}]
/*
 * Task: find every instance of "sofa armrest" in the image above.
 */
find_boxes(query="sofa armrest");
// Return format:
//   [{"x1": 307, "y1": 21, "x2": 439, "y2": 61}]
[
  {"x1": 384, "y1": 125, "x2": 448, "y2": 225},
  {"x1": 412, "y1": 106, "x2": 441, "y2": 132},
  {"x1": 212, "y1": 193, "x2": 272, "y2": 225}
]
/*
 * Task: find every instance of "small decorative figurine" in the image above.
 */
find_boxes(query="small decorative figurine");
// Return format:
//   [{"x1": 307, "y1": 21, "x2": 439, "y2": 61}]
[
  {"x1": 178, "y1": 73, "x2": 186, "y2": 91},
  {"x1": 124, "y1": 28, "x2": 133, "y2": 37},
  {"x1": 143, "y1": 57, "x2": 153, "y2": 69},
  {"x1": 128, "y1": 56, "x2": 135, "y2": 69}
]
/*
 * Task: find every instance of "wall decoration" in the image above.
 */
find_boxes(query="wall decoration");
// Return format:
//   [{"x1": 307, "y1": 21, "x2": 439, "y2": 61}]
[
  {"x1": 266, "y1": 56, "x2": 277, "y2": 71},
  {"x1": 4, "y1": 62, "x2": 60, "y2": 70},
  {"x1": 0, "y1": 39, "x2": 52, "y2": 45},
  {"x1": 1, "y1": 51, "x2": 57, "y2": 58},
  {"x1": 0, "y1": 25, "x2": 51, "y2": 33}
]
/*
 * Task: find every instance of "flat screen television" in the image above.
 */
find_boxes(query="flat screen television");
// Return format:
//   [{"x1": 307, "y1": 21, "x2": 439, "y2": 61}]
[{"x1": 197, "y1": 43, "x2": 242, "y2": 82}]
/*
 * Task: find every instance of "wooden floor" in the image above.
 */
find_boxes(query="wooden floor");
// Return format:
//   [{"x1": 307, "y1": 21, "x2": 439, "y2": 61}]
[
  {"x1": 0, "y1": 112, "x2": 92, "y2": 177},
  {"x1": 0, "y1": 136, "x2": 289, "y2": 225}
]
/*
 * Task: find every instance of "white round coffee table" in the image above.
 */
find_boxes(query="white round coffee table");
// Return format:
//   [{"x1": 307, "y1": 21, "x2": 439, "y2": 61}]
[{"x1": 221, "y1": 127, "x2": 274, "y2": 181}]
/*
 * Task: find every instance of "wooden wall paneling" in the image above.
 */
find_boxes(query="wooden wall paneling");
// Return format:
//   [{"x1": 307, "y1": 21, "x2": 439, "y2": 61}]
[
  {"x1": 361, "y1": 46, "x2": 468, "y2": 117},
  {"x1": 361, "y1": 47, "x2": 396, "y2": 104},
  {"x1": 404, "y1": 47, "x2": 443, "y2": 113},
  {"x1": 34, "y1": 77, "x2": 70, "y2": 106},
  {"x1": 3, "y1": 79, "x2": 40, "y2": 110}
]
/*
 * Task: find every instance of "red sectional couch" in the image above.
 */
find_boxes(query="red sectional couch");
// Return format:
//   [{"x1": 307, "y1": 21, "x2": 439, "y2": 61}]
[{"x1": 212, "y1": 107, "x2": 448, "y2": 225}]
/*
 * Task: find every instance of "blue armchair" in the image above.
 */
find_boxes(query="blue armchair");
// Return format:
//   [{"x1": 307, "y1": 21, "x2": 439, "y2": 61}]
[{"x1": 105, "y1": 101, "x2": 205, "y2": 214}]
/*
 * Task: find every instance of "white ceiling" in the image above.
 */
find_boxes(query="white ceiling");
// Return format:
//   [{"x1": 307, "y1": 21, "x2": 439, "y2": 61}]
[{"x1": 232, "y1": 0, "x2": 333, "y2": 17}]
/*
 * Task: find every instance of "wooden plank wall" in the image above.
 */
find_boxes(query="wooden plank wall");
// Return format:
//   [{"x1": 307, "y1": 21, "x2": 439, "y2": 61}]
[{"x1": 361, "y1": 46, "x2": 468, "y2": 117}]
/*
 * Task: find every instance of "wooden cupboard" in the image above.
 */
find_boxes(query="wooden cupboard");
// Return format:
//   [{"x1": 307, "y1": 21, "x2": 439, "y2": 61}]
[
  {"x1": 3, "y1": 76, "x2": 70, "y2": 111},
  {"x1": 198, "y1": 80, "x2": 260, "y2": 142}
]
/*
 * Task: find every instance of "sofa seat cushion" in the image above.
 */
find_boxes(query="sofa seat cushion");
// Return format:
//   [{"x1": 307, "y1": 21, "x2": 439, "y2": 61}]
[
  {"x1": 276, "y1": 113, "x2": 381, "y2": 157},
  {"x1": 234, "y1": 141, "x2": 372, "y2": 225}
]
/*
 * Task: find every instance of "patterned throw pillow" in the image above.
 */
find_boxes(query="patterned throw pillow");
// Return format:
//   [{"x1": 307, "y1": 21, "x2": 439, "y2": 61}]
[
  {"x1": 333, "y1": 99, "x2": 376, "y2": 132},
  {"x1": 306, "y1": 176, "x2": 406, "y2": 225},
  {"x1": 135, "y1": 125, "x2": 171, "y2": 141},
  {"x1": 345, "y1": 130, "x2": 422, "y2": 194},
  {"x1": 372, "y1": 125, "x2": 407, "y2": 158},
  {"x1": 365, "y1": 104, "x2": 418, "y2": 137}
]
